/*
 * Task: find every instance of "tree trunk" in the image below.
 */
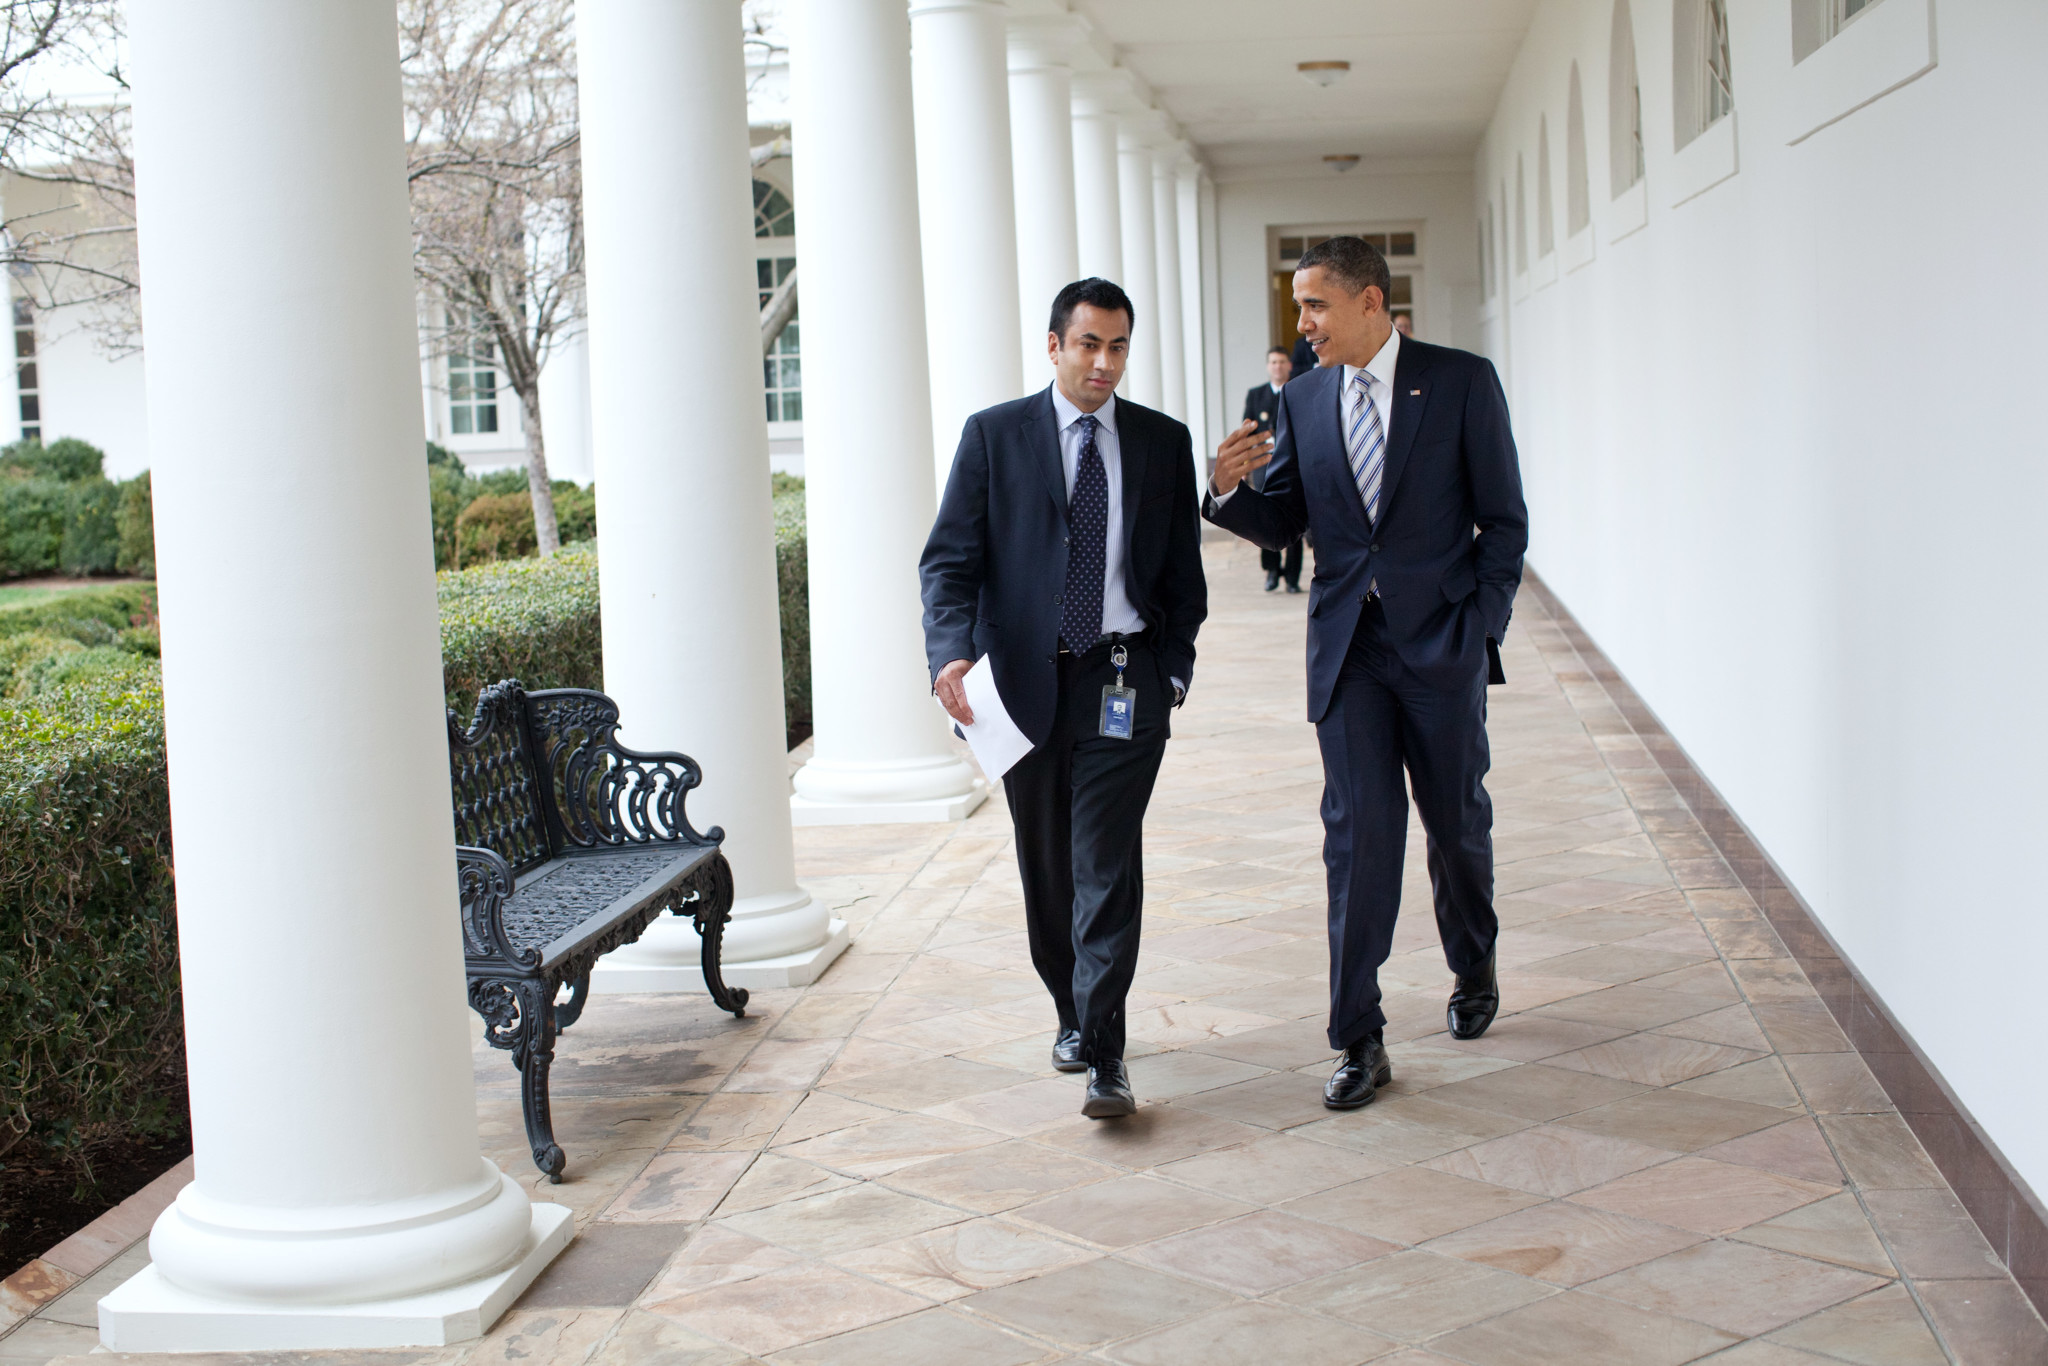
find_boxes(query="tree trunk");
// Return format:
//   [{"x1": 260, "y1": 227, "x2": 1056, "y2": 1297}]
[{"x1": 518, "y1": 384, "x2": 560, "y2": 556}]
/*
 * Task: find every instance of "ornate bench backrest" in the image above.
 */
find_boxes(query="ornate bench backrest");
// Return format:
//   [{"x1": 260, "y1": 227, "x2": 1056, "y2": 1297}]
[{"x1": 448, "y1": 680, "x2": 556, "y2": 876}]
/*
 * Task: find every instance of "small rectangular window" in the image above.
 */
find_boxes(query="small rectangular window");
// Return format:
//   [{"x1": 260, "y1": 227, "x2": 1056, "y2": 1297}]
[
  {"x1": 445, "y1": 311, "x2": 499, "y2": 436},
  {"x1": 1387, "y1": 232, "x2": 1416, "y2": 256},
  {"x1": 19, "y1": 395, "x2": 39, "y2": 423},
  {"x1": 1278, "y1": 236, "x2": 1303, "y2": 261},
  {"x1": 1388, "y1": 276, "x2": 1414, "y2": 307},
  {"x1": 758, "y1": 255, "x2": 801, "y2": 424},
  {"x1": 14, "y1": 329, "x2": 33, "y2": 359}
]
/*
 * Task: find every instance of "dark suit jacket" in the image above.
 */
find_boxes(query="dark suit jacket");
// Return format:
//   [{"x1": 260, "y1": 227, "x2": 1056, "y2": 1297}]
[
  {"x1": 1243, "y1": 383, "x2": 1285, "y2": 492},
  {"x1": 1205, "y1": 337, "x2": 1527, "y2": 723},
  {"x1": 921, "y1": 387, "x2": 1208, "y2": 747},
  {"x1": 1290, "y1": 337, "x2": 1318, "y2": 381}
]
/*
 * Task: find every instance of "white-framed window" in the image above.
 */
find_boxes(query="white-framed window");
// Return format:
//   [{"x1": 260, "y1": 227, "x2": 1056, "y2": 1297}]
[
  {"x1": 1610, "y1": 0, "x2": 1646, "y2": 195},
  {"x1": 1674, "y1": 0, "x2": 1735, "y2": 150},
  {"x1": 1792, "y1": 0, "x2": 1884, "y2": 63},
  {"x1": 758, "y1": 254, "x2": 800, "y2": 423},
  {"x1": 754, "y1": 176, "x2": 801, "y2": 430},
  {"x1": 13, "y1": 297, "x2": 38, "y2": 442},
  {"x1": 446, "y1": 313, "x2": 499, "y2": 436}
]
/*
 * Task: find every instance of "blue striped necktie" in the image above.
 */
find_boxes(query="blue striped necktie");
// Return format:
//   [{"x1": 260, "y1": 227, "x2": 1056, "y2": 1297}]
[{"x1": 1347, "y1": 371, "x2": 1385, "y2": 524}]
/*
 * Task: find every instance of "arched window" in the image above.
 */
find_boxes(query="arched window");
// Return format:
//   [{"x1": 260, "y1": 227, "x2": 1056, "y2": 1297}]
[
  {"x1": 1536, "y1": 117, "x2": 1555, "y2": 257},
  {"x1": 1514, "y1": 158, "x2": 1528, "y2": 274},
  {"x1": 1673, "y1": 0, "x2": 1734, "y2": 150},
  {"x1": 753, "y1": 179, "x2": 794, "y2": 238},
  {"x1": 1610, "y1": 0, "x2": 1645, "y2": 195},
  {"x1": 1566, "y1": 64, "x2": 1590, "y2": 236}
]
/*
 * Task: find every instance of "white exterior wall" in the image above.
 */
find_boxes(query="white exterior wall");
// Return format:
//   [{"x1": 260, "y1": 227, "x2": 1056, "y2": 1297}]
[
  {"x1": 34, "y1": 327, "x2": 149, "y2": 478},
  {"x1": 1480, "y1": 0, "x2": 2048, "y2": 1196},
  {"x1": 1215, "y1": 164, "x2": 1481, "y2": 426}
]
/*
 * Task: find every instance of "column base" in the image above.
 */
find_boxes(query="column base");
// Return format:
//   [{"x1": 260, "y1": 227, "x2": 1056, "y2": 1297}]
[
  {"x1": 97, "y1": 1203, "x2": 572, "y2": 1352},
  {"x1": 790, "y1": 783, "x2": 988, "y2": 826},
  {"x1": 591, "y1": 916, "x2": 851, "y2": 991}
]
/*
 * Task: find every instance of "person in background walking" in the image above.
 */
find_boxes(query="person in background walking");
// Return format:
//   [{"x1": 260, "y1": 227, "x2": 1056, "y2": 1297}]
[{"x1": 1243, "y1": 346, "x2": 1303, "y2": 593}]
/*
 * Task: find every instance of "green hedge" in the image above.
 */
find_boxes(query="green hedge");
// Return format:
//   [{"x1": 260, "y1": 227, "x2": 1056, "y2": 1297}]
[
  {"x1": 439, "y1": 543, "x2": 605, "y2": 716},
  {"x1": 0, "y1": 625, "x2": 178, "y2": 1176},
  {"x1": 773, "y1": 484, "x2": 809, "y2": 729},
  {"x1": 0, "y1": 439, "x2": 154, "y2": 581}
]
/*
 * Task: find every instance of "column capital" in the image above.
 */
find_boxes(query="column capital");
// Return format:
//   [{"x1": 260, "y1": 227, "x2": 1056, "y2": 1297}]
[{"x1": 1006, "y1": 13, "x2": 1089, "y2": 71}]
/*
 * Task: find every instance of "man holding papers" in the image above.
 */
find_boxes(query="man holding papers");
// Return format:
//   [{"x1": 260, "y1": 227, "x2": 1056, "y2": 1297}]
[{"x1": 920, "y1": 278, "x2": 1207, "y2": 1119}]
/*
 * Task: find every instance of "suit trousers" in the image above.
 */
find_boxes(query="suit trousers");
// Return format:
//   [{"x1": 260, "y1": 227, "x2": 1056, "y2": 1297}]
[
  {"x1": 1260, "y1": 539, "x2": 1305, "y2": 585},
  {"x1": 1317, "y1": 600, "x2": 1498, "y2": 1049},
  {"x1": 1003, "y1": 638, "x2": 1168, "y2": 1065}
]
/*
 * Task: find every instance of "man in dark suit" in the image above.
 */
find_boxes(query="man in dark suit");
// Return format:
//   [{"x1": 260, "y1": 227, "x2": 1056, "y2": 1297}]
[
  {"x1": 921, "y1": 277, "x2": 1207, "y2": 1120},
  {"x1": 1244, "y1": 346, "x2": 1304, "y2": 593},
  {"x1": 1290, "y1": 334, "x2": 1318, "y2": 381},
  {"x1": 1206, "y1": 236, "x2": 1527, "y2": 1110}
]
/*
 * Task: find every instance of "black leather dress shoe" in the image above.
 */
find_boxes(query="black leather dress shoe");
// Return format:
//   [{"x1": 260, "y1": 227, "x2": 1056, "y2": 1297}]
[
  {"x1": 1285, "y1": 582, "x2": 1304, "y2": 594},
  {"x1": 1051, "y1": 1028, "x2": 1086, "y2": 1073},
  {"x1": 1082, "y1": 1059, "x2": 1137, "y2": 1118},
  {"x1": 1447, "y1": 953, "x2": 1500, "y2": 1040},
  {"x1": 1265, "y1": 571, "x2": 1281, "y2": 591},
  {"x1": 1324, "y1": 1032, "x2": 1392, "y2": 1110}
]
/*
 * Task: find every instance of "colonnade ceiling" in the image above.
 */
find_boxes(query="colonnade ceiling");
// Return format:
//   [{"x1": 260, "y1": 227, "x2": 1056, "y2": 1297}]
[{"x1": 1065, "y1": 0, "x2": 1539, "y2": 170}]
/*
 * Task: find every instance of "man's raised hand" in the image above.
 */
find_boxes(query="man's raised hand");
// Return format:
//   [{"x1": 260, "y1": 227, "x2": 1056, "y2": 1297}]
[
  {"x1": 1212, "y1": 419, "x2": 1275, "y2": 496},
  {"x1": 935, "y1": 658, "x2": 975, "y2": 725}
]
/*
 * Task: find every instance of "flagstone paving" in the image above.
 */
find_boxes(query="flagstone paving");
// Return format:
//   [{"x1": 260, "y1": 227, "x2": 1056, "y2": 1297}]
[{"x1": 16, "y1": 537, "x2": 2047, "y2": 1365}]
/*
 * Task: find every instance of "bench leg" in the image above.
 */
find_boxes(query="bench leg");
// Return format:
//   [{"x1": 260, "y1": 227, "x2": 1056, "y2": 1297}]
[
  {"x1": 467, "y1": 975, "x2": 568, "y2": 1182},
  {"x1": 514, "y1": 979, "x2": 567, "y2": 1181},
  {"x1": 684, "y1": 854, "x2": 748, "y2": 1017}
]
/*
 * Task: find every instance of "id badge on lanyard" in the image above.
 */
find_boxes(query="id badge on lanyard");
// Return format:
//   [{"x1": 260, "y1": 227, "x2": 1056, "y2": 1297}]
[{"x1": 1099, "y1": 644, "x2": 1136, "y2": 741}]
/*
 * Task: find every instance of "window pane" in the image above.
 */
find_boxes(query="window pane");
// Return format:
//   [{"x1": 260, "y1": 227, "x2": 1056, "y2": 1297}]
[
  {"x1": 1388, "y1": 232, "x2": 1416, "y2": 256},
  {"x1": 764, "y1": 358, "x2": 778, "y2": 388},
  {"x1": 19, "y1": 424, "x2": 36, "y2": 440},
  {"x1": 475, "y1": 371, "x2": 495, "y2": 395},
  {"x1": 14, "y1": 329, "x2": 33, "y2": 358},
  {"x1": 776, "y1": 257, "x2": 795, "y2": 283},
  {"x1": 779, "y1": 357, "x2": 801, "y2": 388},
  {"x1": 1389, "y1": 275, "x2": 1413, "y2": 306},
  {"x1": 781, "y1": 393, "x2": 801, "y2": 421},
  {"x1": 18, "y1": 395, "x2": 38, "y2": 422},
  {"x1": 757, "y1": 259, "x2": 774, "y2": 289},
  {"x1": 450, "y1": 373, "x2": 473, "y2": 401},
  {"x1": 17, "y1": 362, "x2": 35, "y2": 390},
  {"x1": 477, "y1": 404, "x2": 497, "y2": 434},
  {"x1": 451, "y1": 406, "x2": 473, "y2": 435},
  {"x1": 1361, "y1": 234, "x2": 1387, "y2": 252},
  {"x1": 765, "y1": 392, "x2": 780, "y2": 421},
  {"x1": 1279, "y1": 236, "x2": 1302, "y2": 259},
  {"x1": 10, "y1": 298, "x2": 29, "y2": 326}
]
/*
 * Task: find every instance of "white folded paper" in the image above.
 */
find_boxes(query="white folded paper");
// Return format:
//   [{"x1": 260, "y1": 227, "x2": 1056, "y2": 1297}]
[{"x1": 954, "y1": 655, "x2": 1034, "y2": 780}]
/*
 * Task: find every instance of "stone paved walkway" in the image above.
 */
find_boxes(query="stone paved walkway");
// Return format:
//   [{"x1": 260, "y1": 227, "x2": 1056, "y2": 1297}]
[{"x1": 17, "y1": 538, "x2": 2048, "y2": 1365}]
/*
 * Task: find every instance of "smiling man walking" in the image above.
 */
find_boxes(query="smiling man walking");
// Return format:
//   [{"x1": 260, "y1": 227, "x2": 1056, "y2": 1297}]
[
  {"x1": 1206, "y1": 236, "x2": 1526, "y2": 1110},
  {"x1": 920, "y1": 277, "x2": 1206, "y2": 1120}
]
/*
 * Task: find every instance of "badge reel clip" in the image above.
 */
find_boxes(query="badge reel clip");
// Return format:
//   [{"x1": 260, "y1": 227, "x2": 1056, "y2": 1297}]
[{"x1": 1099, "y1": 643, "x2": 1136, "y2": 741}]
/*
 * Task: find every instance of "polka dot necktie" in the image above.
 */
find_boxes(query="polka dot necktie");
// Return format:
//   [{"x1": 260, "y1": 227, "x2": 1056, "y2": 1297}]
[{"x1": 1059, "y1": 414, "x2": 1107, "y2": 653}]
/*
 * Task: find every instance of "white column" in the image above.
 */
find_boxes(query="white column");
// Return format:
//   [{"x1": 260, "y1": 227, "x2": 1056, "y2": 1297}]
[
  {"x1": 578, "y1": 0, "x2": 842, "y2": 991},
  {"x1": 1198, "y1": 172, "x2": 1225, "y2": 470},
  {"x1": 101, "y1": 1, "x2": 566, "y2": 1349},
  {"x1": 1151, "y1": 149, "x2": 1186, "y2": 423},
  {"x1": 1117, "y1": 121, "x2": 1162, "y2": 408},
  {"x1": 1008, "y1": 40, "x2": 1077, "y2": 388},
  {"x1": 1070, "y1": 89, "x2": 1122, "y2": 283},
  {"x1": 1177, "y1": 160, "x2": 1209, "y2": 468},
  {"x1": 787, "y1": 0, "x2": 986, "y2": 825},
  {"x1": 910, "y1": 0, "x2": 1022, "y2": 493}
]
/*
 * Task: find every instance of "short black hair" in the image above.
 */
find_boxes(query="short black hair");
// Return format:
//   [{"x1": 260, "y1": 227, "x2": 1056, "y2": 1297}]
[
  {"x1": 1267, "y1": 345, "x2": 1292, "y2": 360},
  {"x1": 1049, "y1": 277, "x2": 1134, "y2": 342},
  {"x1": 1295, "y1": 236, "x2": 1392, "y2": 309}
]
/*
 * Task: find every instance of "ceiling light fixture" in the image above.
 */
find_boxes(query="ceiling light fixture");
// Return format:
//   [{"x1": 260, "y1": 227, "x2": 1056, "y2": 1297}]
[
  {"x1": 1297, "y1": 60, "x2": 1351, "y2": 89},
  {"x1": 1324, "y1": 154, "x2": 1362, "y2": 173}
]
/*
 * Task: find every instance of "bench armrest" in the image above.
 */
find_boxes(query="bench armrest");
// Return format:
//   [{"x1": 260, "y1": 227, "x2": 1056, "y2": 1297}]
[
  {"x1": 456, "y1": 844, "x2": 542, "y2": 970},
  {"x1": 578, "y1": 738, "x2": 724, "y2": 849}
]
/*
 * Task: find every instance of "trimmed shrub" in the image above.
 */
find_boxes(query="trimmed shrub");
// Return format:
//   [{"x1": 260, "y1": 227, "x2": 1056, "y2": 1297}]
[
  {"x1": 774, "y1": 486, "x2": 808, "y2": 729},
  {"x1": 60, "y1": 480, "x2": 121, "y2": 576},
  {"x1": 116, "y1": 472, "x2": 154, "y2": 577},
  {"x1": 0, "y1": 478, "x2": 67, "y2": 578},
  {"x1": 0, "y1": 583, "x2": 158, "y2": 641},
  {"x1": 438, "y1": 544, "x2": 603, "y2": 716},
  {"x1": 453, "y1": 491, "x2": 538, "y2": 566},
  {"x1": 0, "y1": 666, "x2": 181, "y2": 1170},
  {"x1": 0, "y1": 437, "x2": 104, "y2": 483}
]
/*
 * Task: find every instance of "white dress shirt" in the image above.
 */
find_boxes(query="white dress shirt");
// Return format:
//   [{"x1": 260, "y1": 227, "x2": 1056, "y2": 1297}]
[
  {"x1": 1212, "y1": 326, "x2": 1402, "y2": 512},
  {"x1": 1050, "y1": 383, "x2": 1146, "y2": 639}
]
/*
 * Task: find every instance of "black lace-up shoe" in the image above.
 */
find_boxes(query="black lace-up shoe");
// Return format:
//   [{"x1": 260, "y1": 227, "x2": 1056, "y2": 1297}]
[
  {"x1": 1323, "y1": 1031, "x2": 1392, "y2": 1110},
  {"x1": 1051, "y1": 1028, "x2": 1086, "y2": 1073},
  {"x1": 1082, "y1": 1058, "x2": 1137, "y2": 1118},
  {"x1": 1447, "y1": 953, "x2": 1500, "y2": 1040}
]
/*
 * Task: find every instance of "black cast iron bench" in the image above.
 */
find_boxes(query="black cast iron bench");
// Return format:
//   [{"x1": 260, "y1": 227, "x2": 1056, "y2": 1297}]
[{"x1": 449, "y1": 680, "x2": 748, "y2": 1182}]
